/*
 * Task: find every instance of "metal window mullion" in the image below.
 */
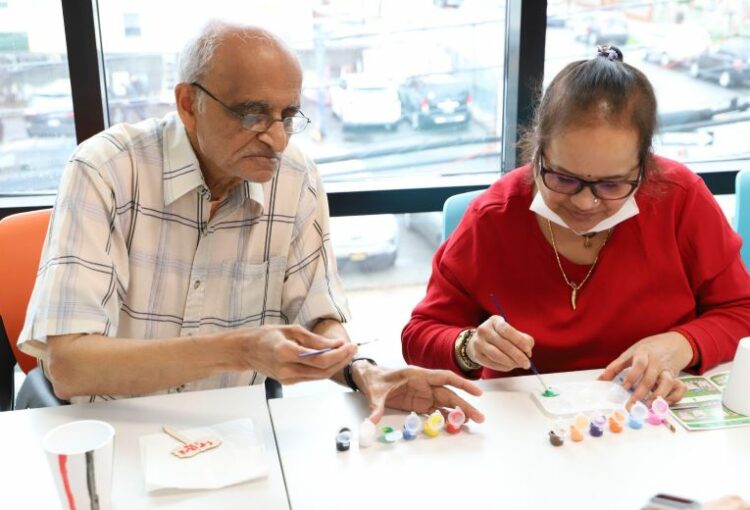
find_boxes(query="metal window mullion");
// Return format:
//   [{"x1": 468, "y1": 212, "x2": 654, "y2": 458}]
[
  {"x1": 61, "y1": 0, "x2": 107, "y2": 143},
  {"x1": 501, "y1": 0, "x2": 547, "y2": 174}
]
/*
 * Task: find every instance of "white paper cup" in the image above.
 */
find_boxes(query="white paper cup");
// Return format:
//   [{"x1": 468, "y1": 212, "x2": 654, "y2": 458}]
[
  {"x1": 42, "y1": 420, "x2": 115, "y2": 510},
  {"x1": 723, "y1": 337, "x2": 750, "y2": 416}
]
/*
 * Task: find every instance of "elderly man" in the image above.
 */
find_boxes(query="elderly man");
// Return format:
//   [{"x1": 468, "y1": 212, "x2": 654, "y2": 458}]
[{"x1": 17, "y1": 20, "x2": 484, "y2": 424}]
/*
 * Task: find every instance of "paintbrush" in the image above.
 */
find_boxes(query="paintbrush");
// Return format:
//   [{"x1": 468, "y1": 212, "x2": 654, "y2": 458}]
[
  {"x1": 489, "y1": 293, "x2": 553, "y2": 395},
  {"x1": 298, "y1": 338, "x2": 379, "y2": 358}
]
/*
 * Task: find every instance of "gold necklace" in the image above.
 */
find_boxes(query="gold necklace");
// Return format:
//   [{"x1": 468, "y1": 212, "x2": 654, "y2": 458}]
[
  {"x1": 582, "y1": 233, "x2": 596, "y2": 248},
  {"x1": 547, "y1": 219, "x2": 612, "y2": 310}
]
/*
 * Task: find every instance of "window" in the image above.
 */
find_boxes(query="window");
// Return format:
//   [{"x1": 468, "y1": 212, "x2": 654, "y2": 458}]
[
  {"x1": 97, "y1": 0, "x2": 506, "y2": 193},
  {"x1": 545, "y1": 1, "x2": 750, "y2": 175},
  {"x1": 123, "y1": 13, "x2": 142, "y2": 38},
  {"x1": 0, "y1": 0, "x2": 74, "y2": 196}
]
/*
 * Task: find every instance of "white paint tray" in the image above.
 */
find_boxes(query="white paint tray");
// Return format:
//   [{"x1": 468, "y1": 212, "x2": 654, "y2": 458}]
[{"x1": 531, "y1": 381, "x2": 631, "y2": 417}]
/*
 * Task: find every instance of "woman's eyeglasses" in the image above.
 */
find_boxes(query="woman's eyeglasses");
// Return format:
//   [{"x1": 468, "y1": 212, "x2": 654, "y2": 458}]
[{"x1": 538, "y1": 156, "x2": 642, "y2": 200}]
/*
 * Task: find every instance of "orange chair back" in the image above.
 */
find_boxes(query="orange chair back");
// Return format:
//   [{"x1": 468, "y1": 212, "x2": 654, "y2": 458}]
[{"x1": 0, "y1": 209, "x2": 52, "y2": 373}]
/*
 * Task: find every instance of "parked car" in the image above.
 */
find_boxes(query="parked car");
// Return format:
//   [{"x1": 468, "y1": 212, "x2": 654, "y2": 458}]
[
  {"x1": 689, "y1": 37, "x2": 750, "y2": 88},
  {"x1": 330, "y1": 214, "x2": 399, "y2": 270},
  {"x1": 330, "y1": 74, "x2": 401, "y2": 131},
  {"x1": 642, "y1": 24, "x2": 709, "y2": 68},
  {"x1": 23, "y1": 80, "x2": 75, "y2": 138},
  {"x1": 399, "y1": 74, "x2": 472, "y2": 129},
  {"x1": 572, "y1": 14, "x2": 628, "y2": 46}
]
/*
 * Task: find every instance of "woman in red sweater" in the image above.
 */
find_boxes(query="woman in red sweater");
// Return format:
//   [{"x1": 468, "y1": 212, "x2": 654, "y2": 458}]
[{"x1": 402, "y1": 45, "x2": 750, "y2": 406}]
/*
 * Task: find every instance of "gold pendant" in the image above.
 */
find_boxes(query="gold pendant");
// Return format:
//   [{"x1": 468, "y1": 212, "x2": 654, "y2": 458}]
[{"x1": 570, "y1": 287, "x2": 578, "y2": 310}]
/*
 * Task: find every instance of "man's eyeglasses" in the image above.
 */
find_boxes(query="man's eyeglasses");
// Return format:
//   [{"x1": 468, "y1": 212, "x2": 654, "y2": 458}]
[
  {"x1": 191, "y1": 82, "x2": 310, "y2": 135},
  {"x1": 538, "y1": 156, "x2": 642, "y2": 200}
]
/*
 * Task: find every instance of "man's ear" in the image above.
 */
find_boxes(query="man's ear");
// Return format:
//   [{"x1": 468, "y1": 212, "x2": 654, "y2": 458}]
[{"x1": 175, "y1": 83, "x2": 197, "y2": 133}]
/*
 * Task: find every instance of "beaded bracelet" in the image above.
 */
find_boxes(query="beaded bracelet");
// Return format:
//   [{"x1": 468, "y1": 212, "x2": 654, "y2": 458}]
[{"x1": 454, "y1": 329, "x2": 481, "y2": 372}]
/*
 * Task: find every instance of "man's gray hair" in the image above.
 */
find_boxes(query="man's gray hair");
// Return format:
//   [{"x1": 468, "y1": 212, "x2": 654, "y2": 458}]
[
  {"x1": 179, "y1": 19, "x2": 236, "y2": 83},
  {"x1": 177, "y1": 20, "x2": 298, "y2": 112},
  {"x1": 178, "y1": 19, "x2": 233, "y2": 111}
]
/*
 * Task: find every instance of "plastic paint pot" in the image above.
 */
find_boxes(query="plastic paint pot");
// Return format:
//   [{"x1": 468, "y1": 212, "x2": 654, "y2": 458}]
[
  {"x1": 628, "y1": 401, "x2": 648, "y2": 429},
  {"x1": 446, "y1": 407, "x2": 466, "y2": 434},
  {"x1": 359, "y1": 419, "x2": 377, "y2": 448},
  {"x1": 608, "y1": 409, "x2": 627, "y2": 433},
  {"x1": 402, "y1": 412, "x2": 422, "y2": 440},
  {"x1": 424, "y1": 410, "x2": 445, "y2": 437},
  {"x1": 336, "y1": 427, "x2": 352, "y2": 451}
]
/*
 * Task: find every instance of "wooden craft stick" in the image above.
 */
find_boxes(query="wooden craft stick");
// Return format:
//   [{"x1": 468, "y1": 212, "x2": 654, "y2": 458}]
[
  {"x1": 162, "y1": 425, "x2": 222, "y2": 459},
  {"x1": 162, "y1": 425, "x2": 192, "y2": 444}
]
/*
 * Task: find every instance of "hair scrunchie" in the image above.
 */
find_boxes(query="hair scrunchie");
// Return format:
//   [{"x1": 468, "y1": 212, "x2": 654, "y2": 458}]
[{"x1": 596, "y1": 44, "x2": 623, "y2": 62}]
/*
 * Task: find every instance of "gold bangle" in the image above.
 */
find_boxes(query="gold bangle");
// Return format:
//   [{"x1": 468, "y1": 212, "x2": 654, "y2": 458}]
[{"x1": 454, "y1": 329, "x2": 481, "y2": 373}]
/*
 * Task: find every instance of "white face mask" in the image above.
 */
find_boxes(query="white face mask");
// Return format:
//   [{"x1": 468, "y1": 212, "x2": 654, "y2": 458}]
[{"x1": 529, "y1": 191, "x2": 639, "y2": 235}]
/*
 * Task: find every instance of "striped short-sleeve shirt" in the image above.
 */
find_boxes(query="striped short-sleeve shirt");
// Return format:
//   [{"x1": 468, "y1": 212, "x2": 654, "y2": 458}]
[{"x1": 18, "y1": 112, "x2": 350, "y2": 403}]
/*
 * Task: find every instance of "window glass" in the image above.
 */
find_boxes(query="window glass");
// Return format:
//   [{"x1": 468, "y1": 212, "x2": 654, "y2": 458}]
[
  {"x1": 97, "y1": 0, "x2": 506, "y2": 192},
  {"x1": 545, "y1": 1, "x2": 750, "y2": 176},
  {"x1": 0, "y1": 0, "x2": 75, "y2": 195},
  {"x1": 282, "y1": 211, "x2": 439, "y2": 396}
]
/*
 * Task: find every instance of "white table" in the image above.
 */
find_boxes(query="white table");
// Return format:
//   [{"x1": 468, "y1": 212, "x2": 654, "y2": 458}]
[
  {"x1": 269, "y1": 367, "x2": 750, "y2": 510},
  {"x1": 0, "y1": 386, "x2": 289, "y2": 509}
]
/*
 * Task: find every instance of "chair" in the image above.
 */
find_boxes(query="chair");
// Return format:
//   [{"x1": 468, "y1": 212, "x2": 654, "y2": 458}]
[
  {"x1": 0, "y1": 209, "x2": 67, "y2": 410},
  {"x1": 735, "y1": 169, "x2": 750, "y2": 268},
  {"x1": 0, "y1": 208, "x2": 282, "y2": 404},
  {"x1": 0, "y1": 316, "x2": 14, "y2": 410},
  {"x1": 441, "y1": 189, "x2": 485, "y2": 241}
]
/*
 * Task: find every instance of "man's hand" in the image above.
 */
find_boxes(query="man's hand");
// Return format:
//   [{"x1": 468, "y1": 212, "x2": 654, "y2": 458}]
[
  {"x1": 599, "y1": 332, "x2": 692, "y2": 406},
  {"x1": 352, "y1": 363, "x2": 485, "y2": 424},
  {"x1": 466, "y1": 315, "x2": 535, "y2": 372},
  {"x1": 238, "y1": 325, "x2": 356, "y2": 385},
  {"x1": 703, "y1": 496, "x2": 750, "y2": 510}
]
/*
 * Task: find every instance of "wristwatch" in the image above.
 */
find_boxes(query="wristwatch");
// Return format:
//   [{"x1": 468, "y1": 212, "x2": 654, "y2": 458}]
[
  {"x1": 454, "y1": 328, "x2": 481, "y2": 373},
  {"x1": 343, "y1": 357, "x2": 377, "y2": 392}
]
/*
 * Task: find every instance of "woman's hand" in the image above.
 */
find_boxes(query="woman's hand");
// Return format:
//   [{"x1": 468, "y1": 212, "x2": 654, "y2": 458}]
[
  {"x1": 598, "y1": 332, "x2": 693, "y2": 406},
  {"x1": 466, "y1": 315, "x2": 535, "y2": 372},
  {"x1": 352, "y1": 363, "x2": 485, "y2": 424}
]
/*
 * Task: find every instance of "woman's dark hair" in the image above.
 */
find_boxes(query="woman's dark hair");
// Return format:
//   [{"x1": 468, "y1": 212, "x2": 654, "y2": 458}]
[{"x1": 519, "y1": 45, "x2": 658, "y2": 178}]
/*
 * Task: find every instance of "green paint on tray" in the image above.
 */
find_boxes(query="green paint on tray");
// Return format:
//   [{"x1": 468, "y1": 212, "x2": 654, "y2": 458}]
[{"x1": 542, "y1": 388, "x2": 559, "y2": 397}]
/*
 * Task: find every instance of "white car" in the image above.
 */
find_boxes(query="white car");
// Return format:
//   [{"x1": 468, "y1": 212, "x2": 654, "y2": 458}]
[
  {"x1": 330, "y1": 74, "x2": 401, "y2": 131},
  {"x1": 330, "y1": 214, "x2": 399, "y2": 270}
]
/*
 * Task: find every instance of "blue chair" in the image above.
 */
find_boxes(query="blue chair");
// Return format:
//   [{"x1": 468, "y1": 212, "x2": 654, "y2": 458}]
[
  {"x1": 442, "y1": 189, "x2": 485, "y2": 241},
  {"x1": 735, "y1": 169, "x2": 750, "y2": 268}
]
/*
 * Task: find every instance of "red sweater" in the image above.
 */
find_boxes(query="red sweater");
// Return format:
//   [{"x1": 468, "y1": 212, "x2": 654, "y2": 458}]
[{"x1": 402, "y1": 157, "x2": 750, "y2": 378}]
